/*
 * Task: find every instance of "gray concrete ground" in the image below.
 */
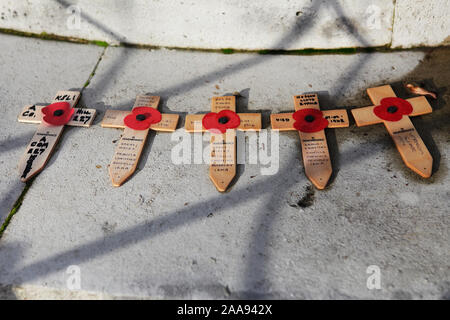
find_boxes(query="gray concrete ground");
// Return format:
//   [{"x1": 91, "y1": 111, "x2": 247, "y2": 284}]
[{"x1": 0, "y1": 33, "x2": 449, "y2": 299}]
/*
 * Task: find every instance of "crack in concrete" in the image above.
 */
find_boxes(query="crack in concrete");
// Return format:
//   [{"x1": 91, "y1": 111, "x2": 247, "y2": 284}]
[{"x1": 0, "y1": 45, "x2": 108, "y2": 240}]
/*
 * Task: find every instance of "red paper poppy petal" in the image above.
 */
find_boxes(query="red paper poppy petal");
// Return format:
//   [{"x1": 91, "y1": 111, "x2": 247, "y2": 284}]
[
  {"x1": 202, "y1": 112, "x2": 219, "y2": 131},
  {"x1": 292, "y1": 109, "x2": 307, "y2": 121},
  {"x1": 294, "y1": 122, "x2": 315, "y2": 133},
  {"x1": 124, "y1": 107, "x2": 162, "y2": 130},
  {"x1": 41, "y1": 102, "x2": 74, "y2": 126},
  {"x1": 124, "y1": 114, "x2": 152, "y2": 130},
  {"x1": 317, "y1": 118, "x2": 329, "y2": 131},
  {"x1": 294, "y1": 119, "x2": 328, "y2": 133},
  {"x1": 203, "y1": 110, "x2": 240, "y2": 133},
  {"x1": 42, "y1": 102, "x2": 71, "y2": 115},
  {"x1": 293, "y1": 108, "x2": 323, "y2": 120},
  {"x1": 292, "y1": 109, "x2": 327, "y2": 133},
  {"x1": 373, "y1": 105, "x2": 403, "y2": 121},
  {"x1": 380, "y1": 97, "x2": 412, "y2": 115},
  {"x1": 132, "y1": 107, "x2": 162, "y2": 124},
  {"x1": 43, "y1": 113, "x2": 73, "y2": 126},
  {"x1": 218, "y1": 110, "x2": 240, "y2": 128}
]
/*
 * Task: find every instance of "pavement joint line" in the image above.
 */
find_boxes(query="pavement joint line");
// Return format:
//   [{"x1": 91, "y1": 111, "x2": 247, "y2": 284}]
[
  {"x1": 1, "y1": 27, "x2": 449, "y2": 55},
  {"x1": 82, "y1": 46, "x2": 108, "y2": 91},
  {"x1": 0, "y1": 178, "x2": 34, "y2": 240},
  {"x1": 0, "y1": 45, "x2": 107, "y2": 239}
]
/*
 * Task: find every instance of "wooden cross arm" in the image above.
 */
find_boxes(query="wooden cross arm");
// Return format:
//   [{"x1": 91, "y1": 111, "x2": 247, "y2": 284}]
[
  {"x1": 18, "y1": 104, "x2": 96, "y2": 127},
  {"x1": 184, "y1": 113, "x2": 262, "y2": 132},
  {"x1": 101, "y1": 109, "x2": 179, "y2": 132},
  {"x1": 270, "y1": 109, "x2": 349, "y2": 131},
  {"x1": 351, "y1": 96, "x2": 432, "y2": 127}
]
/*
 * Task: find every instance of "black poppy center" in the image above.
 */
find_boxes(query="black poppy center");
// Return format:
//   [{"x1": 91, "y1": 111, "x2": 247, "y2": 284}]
[
  {"x1": 304, "y1": 115, "x2": 315, "y2": 123},
  {"x1": 387, "y1": 106, "x2": 398, "y2": 114},
  {"x1": 136, "y1": 114, "x2": 147, "y2": 121},
  {"x1": 218, "y1": 116, "x2": 229, "y2": 124},
  {"x1": 53, "y1": 109, "x2": 64, "y2": 117}
]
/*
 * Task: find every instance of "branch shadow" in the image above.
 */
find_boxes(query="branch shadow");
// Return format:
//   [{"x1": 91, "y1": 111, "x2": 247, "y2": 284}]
[{"x1": 6, "y1": 0, "x2": 447, "y2": 299}]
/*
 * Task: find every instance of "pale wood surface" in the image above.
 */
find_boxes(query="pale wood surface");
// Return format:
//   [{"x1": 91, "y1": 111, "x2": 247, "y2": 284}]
[
  {"x1": 351, "y1": 105, "x2": 382, "y2": 127},
  {"x1": 360, "y1": 85, "x2": 433, "y2": 178},
  {"x1": 185, "y1": 113, "x2": 261, "y2": 132},
  {"x1": 323, "y1": 109, "x2": 349, "y2": 128},
  {"x1": 270, "y1": 113, "x2": 295, "y2": 131},
  {"x1": 109, "y1": 127, "x2": 149, "y2": 187},
  {"x1": 211, "y1": 95, "x2": 236, "y2": 113},
  {"x1": 352, "y1": 96, "x2": 432, "y2": 127},
  {"x1": 101, "y1": 110, "x2": 130, "y2": 129},
  {"x1": 236, "y1": 113, "x2": 261, "y2": 131},
  {"x1": 184, "y1": 96, "x2": 261, "y2": 191},
  {"x1": 104, "y1": 95, "x2": 178, "y2": 186},
  {"x1": 209, "y1": 96, "x2": 236, "y2": 192},
  {"x1": 293, "y1": 94, "x2": 332, "y2": 190},
  {"x1": 184, "y1": 114, "x2": 206, "y2": 132},
  {"x1": 18, "y1": 91, "x2": 81, "y2": 182},
  {"x1": 366, "y1": 85, "x2": 396, "y2": 104},
  {"x1": 18, "y1": 125, "x2": 65, "y2": 182},
  {"x1": 383, "y1": 117, "x2": 432, "y2": 178},
  {"x1": 133, "y1": 95, "x2": 160, "y2": 109},
  {"x1": 101, "y1": 104, "x2": 178, "y2": 132},
  {"x1": 18, "y1": 105, "x2": 96, "y2": 127},
  {"x1": 209, "y1": 130, "x2": 236, "y2": 192},
  {"x1": 271, "y1": 109, "x2": 349, "y2": 131},
  {"x1": 150, "y1": 114, "x2": 179, "y2": 132}
]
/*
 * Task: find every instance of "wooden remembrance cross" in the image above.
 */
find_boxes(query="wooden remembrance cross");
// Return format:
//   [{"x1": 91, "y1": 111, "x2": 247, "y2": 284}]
[
  {"x1": 271, "y1": 93, "x2": 349, "y2": 189},
  {"x1": 351, "y1": 85, "x2": 433, "y2": 178},
  {"x1": 185, "y1": 96, "x2": 262, "y2": 192},
  {"x1": 101, "y1": 95, "x2": 179, "y2": 186},
  {"x1": 18, "y1": 91, "x2": 96, "y2": 182}
]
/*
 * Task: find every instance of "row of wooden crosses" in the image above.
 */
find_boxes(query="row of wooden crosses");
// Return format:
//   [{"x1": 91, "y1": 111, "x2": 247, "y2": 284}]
[{"x1": 17, "y1": 84, "x2": 435, "y2": 192}]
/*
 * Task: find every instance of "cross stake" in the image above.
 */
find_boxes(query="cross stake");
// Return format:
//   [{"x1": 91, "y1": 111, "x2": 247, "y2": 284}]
[
  {"x1": 351, "y1": 85, "x2": 433, "y2": 178},
  {"x1": 185, "y1": 96, "x2": 262, "y2": 192},
  {"x1": 101, "y1": 95, "x2": 179, "y2": 187},
  {"x1": 17, "y1": 91, "x2": 96, "y2": 182},
  {"x1": 271, "y1": 93, "x2": 349, "y2": 189}
]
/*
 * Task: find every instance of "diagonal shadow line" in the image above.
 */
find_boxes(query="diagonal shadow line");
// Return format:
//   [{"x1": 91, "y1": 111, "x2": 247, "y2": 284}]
[
  {"x1": 5, "y1": 0, "x2": 408, "y2": 296},
  {"x1": 152, "y1": 3, "x2": 323, "y2": 98},
  {"x1": 240, "y1": 1, "x2": 379, "y2": 298},
  {"x1": 8, "y1": 157, "x2": 298, "y2": 283},
  {"x1": 329, "y1": 1, "x2": 372, "y2": 48},
  {"x1": 5, "y1": 124, "x2": 413, "y2": 286},
  {"x1": 241, "y1": 155, "x2": 300, "y2": 298},
  {"x1": 55, "y1": 0, "x2": 126, "y2": 42},
  {"x1": 54, "y1": 0, "x2": 131, "y2": 103},
  {"x1": 328, "y1": 1, "x2": 372, "y2": 97},
  {"x1": 61, "y1": 0, "x2": 323, "y2": 104},
  {"x1": 56, "y1": 0, "x2": 323, "y2": 106},
  {"x1": 0, "y1": 134, "x2": 33, "y2": 154},
  {"x1": 0, "y1": 182, "x2": 23, "y2": 224}
]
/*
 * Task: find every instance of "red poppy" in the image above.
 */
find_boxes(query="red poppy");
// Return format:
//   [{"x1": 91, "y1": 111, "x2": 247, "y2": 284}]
[
  {"x1": 293, "y1": 108, "x2": 328, "y2": 133},
  {"x1": 124, "y1": 107, "x2": 162, "y2": 130},
  {"x1": 41, "y1": 102, "x2": 74, "y2": 126},
  {"x1": 202, "y1": 110, "x2": 241, "y2": 134},
  {"x1": 373, "y1": 97, "x2": 413, "y2": 122}
]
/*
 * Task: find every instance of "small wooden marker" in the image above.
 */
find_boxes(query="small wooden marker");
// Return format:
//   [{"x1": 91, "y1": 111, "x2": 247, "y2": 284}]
[
  {"x1": 270, "y1": 93, "x2": 349, "y2": 189},
  {"x1": 185, "y1": 96, "x2": 261, "y2": 192},
  {"x1": 17, "y1": 91, "x2": 96, "y2": 182},
  {"x1": 351, "y1": 85, "x2": 433, "y2": 178},
  {"x1": 101, "y1": 95, "x2": 179, "y2": 186}
]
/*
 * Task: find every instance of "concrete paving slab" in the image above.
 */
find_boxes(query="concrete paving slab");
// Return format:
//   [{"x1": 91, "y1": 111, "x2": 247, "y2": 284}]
[
  {"x1": 0, "y1": 34, "x2": 103, "y2": 227},
  {"x1": 0, "y1": 0, "x2": 394, "y2": 50},
  {"x1": 392, "y1": 0, "x2": 450, "y2": 48},
  {"x1": 0, "y1": 41, "x2": 449, "y2": 299}
]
